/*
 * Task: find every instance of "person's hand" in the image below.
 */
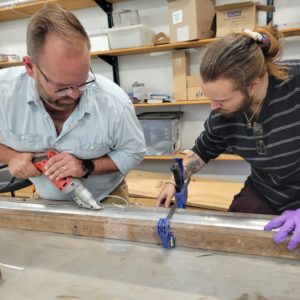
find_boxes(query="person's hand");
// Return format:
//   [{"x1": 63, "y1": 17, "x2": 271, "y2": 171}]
[
  {"x1": 44, "y1": 151, "x2": 85, "y2": 181},
  {"x1": 264, "y1": 208, "x2": 300, "y2": 250},
  {"x1": 8, "y1": 152, "x2": 41, "y2": 179},
  {"x1": 156, "y1": 182, "x2": 176, "y2": 208}
]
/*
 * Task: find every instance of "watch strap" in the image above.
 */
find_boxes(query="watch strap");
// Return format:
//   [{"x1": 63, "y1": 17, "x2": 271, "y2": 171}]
[{"x1": 82, "y1": 159, "x2": 94, "y2": 178}]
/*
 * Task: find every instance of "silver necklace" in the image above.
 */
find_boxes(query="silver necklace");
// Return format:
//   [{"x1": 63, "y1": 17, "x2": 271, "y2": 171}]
[
  {"x1": 244, "y1": 77, "x2": 268, "y2": 129},
  {"x1": 244, "y1": 100, "x2": 262, "y2": 129}
]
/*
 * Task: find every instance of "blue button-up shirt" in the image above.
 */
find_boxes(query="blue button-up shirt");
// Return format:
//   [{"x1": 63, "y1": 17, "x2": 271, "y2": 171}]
[{"x1": 0, "y1": 66, "x2": 146, "y2": 200}]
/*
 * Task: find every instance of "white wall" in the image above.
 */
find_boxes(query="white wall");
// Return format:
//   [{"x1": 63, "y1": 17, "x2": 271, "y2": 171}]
[{"x1": 1, "y1": 0, "x2": 299, "y2": 181}]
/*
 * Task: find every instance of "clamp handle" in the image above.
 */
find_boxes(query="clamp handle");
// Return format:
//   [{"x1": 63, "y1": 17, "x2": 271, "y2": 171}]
[
  {"x1": 171, "y1": 157, "x2": 184, "y2": 192},
  {"x1": 175, "y1": 183, "x2": 188, "y2": 209},
  {"x1": 171, "y1": 158, "x2": 188, "y2": 208}
]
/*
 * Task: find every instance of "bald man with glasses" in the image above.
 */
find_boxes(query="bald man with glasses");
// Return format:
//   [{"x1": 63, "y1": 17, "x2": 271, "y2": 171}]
[{"x1": 0, "y1": 4, "x2": 146, "y2": 203}]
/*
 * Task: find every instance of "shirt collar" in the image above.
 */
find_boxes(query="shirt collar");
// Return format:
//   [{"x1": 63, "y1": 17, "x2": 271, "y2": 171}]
[{"x1": 26, "y1": 76, "x2": 40, "y2": 105}]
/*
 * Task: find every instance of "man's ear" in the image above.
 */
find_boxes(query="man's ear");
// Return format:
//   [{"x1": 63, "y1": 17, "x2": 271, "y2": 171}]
[
  {"x1": 23, "y1": 56, "x2": 35, "y2": 78},
  {"x1": 248, "y1": 78, "x2": 260, "y2": 96}
]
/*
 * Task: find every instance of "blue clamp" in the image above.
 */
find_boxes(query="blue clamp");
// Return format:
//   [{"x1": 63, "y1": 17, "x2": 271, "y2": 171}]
[
  {"x1": 172, "y1": 157, "x2": 188, "y2": 208},
  {"x1": 157, "y1": 217, "x2": 176, "y2": 248},
  {"x1": 157, "y1": 157, "x2": 188, "y2": 249}
]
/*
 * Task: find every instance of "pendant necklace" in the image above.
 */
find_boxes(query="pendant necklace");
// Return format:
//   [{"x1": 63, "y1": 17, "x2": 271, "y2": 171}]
[
  {"x1": 244, "y1": 78, "x2": 268, "y2": 129},
  {"x1": 244, "y1": 106, "x2": 261, "y2": 129}
]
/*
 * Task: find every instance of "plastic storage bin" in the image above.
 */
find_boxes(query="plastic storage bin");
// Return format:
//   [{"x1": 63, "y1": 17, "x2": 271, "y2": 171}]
[
  {"x1": 87, "y1": 28, "x2": 110, "y2": 52},
  {"x1": 112, "y1": 9, "x2": 140, "y2": 27},
  {"x1": 137, "y1": 111, "x2": 183, "y2": 156},
  {"x1": 105, "y1": 24, "x2": 154, "y2": 49}
]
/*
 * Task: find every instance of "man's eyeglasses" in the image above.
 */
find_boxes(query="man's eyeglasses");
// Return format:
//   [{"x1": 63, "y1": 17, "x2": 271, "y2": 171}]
[
  {"x1": 36, "y1": 64, "x2": 96, "y2": 97},
  {"x1": 253, "y1": 122, "x2": 267, "y2": 155}
]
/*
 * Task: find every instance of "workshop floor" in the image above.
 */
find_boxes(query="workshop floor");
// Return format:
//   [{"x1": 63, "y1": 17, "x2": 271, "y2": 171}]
[{"x1": 0, "y1": 228, "x2": 299, "y2": 300}]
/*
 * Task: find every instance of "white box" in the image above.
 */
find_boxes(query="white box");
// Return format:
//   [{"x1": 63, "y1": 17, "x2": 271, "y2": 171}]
[
  {"x1": 105, "y1": 24, "x2": 154, "y2": 49},
  {"x1": 87, "y1": 29, "x2": 110, "y2": 52}
]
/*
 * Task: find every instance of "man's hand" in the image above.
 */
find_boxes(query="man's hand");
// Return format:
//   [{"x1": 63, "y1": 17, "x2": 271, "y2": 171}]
[
  {"x1": 264, "y1": 208, "x2": 300, "y2": 250},
  {"x1": 8, "y1": 152, "x2": 41, "y2": 179},
  {"x1": 156, "y1": 183, "x2": 176, "y2": 208},
  {"x1": 44, "y1": 152, "x2": 85, "y2": 181},
  {"x1": 156, "y1": 151, "x2": 204, "y2": 208}
]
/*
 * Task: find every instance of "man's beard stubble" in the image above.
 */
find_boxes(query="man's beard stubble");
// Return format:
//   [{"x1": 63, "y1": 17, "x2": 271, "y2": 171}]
[
  {"x1": 36, "y1": 79, "x2": 80, "y2": 112},
  {"x1": 218, "y1": 91, "x2": 253, "y2": 119}
]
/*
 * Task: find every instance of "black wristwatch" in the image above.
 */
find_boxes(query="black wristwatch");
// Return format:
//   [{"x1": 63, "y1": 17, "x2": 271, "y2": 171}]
[{"x1": 82, "y1": 159, "x2": 95, "y2": 178}]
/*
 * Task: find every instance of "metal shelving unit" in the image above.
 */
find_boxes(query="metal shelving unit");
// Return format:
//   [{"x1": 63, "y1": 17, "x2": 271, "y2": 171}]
[{"x1": 1, "y1": 1, "x2": 299, "y2": 162}]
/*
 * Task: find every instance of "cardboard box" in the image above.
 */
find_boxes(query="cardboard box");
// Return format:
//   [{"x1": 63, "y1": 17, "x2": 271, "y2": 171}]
[
  {"x1": 168, "y1": 0, "x2": 215, "y2": 43},
  {"x1": 188, "y1": 87, "x2": 206, "y2": 100},
  {"x1": 172, "y1": 50, "x2": 189, "y2": 100},
  {"x1": 216, "y1": 1, "x2": 275, "y2": 37},
  {"x1": 187, "y1": 75, "x2": 201, "y2": 88}
]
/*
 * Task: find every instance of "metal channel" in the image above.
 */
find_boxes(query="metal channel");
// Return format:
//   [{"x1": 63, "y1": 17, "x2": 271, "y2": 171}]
[{"x1": 0, "y1": 200, "x2": 271, "y2": 231}]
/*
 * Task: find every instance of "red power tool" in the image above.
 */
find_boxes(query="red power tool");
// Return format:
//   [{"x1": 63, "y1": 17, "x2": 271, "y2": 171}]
[{"x1": 33, "y1": 150, "x2": 102, "y2": 210}]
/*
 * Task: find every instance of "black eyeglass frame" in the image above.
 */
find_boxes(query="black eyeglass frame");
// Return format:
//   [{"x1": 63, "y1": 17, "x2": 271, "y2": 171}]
[{"x1": 36, "y1": 64, "x2": 96, "y2": 97}]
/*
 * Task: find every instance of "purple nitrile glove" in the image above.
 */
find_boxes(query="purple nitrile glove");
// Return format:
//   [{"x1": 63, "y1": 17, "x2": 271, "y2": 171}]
[{"x1": 264, "y1": 208, "x2": 300, "y2": 250}]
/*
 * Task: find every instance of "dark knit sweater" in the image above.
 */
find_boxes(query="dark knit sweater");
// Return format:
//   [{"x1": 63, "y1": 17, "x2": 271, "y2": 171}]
[{"x1": 192, "y1": 61, "x2": 300, "y2": 212}]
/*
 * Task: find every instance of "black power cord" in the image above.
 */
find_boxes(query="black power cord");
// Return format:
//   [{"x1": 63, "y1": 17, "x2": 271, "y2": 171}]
[{"x1": 0, "y1": 165, "x2": 32, "y2": 196}]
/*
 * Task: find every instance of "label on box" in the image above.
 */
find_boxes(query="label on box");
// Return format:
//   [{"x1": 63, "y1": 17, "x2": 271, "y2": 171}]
[
  {"x1": 228, "y1": 10, "x2": 241, "y2": 18},
  {"x1": 172, "y1": 10, "x2": 183, "y2": 24},
  {"x1": 177, "y1": 26, "x2": 189, "y2": 42}
]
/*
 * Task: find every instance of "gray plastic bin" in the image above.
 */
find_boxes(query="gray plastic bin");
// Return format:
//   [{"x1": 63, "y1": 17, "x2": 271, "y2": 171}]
[{"x1": 137, "y1": 111, "x2": 183, "y2": 155}]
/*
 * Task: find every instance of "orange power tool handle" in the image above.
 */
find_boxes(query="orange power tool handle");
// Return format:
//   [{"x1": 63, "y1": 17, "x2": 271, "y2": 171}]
[{"x1": 33, "y1": 150, "x2": 72, "y2": 191}]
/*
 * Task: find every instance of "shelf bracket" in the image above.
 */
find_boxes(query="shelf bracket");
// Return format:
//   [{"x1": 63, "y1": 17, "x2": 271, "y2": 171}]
[
  {"x1": 93, "y1": 0, "x2": 114, "y2": 28},
  {"x1": 98, "y1": 55, "x2": 120, "y2": 85},
  {"x1": 267, "y1": 0, "x2": 274, "y2": 25},
  {"x1": 93, "y1": 0, "x2": 120, "y2": 85}
]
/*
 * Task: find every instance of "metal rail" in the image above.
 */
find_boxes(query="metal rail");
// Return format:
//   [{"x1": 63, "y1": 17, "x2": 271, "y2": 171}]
[{"x1": 0, "y1": 200, "x2": 270, "y2": 231}]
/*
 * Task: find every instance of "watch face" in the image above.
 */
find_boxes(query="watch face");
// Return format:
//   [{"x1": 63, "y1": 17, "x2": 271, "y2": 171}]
[
  {"x1": 83, "y1": 160, "x2": 94, "y2": 171},
  {"x1": 82, "y1": 160, "x2": 94, "y2": 178}
]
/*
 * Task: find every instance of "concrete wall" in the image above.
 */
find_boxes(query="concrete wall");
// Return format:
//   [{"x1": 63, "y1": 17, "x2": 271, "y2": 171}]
[{"x1": 0, "y1": 0, "x2": 299, "y2": 181}]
